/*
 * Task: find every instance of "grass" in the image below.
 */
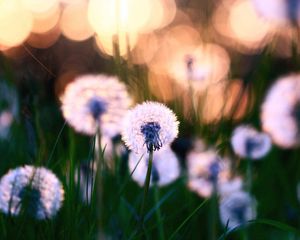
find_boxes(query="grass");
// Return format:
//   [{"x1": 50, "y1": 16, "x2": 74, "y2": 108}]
[{"x1": 0, "y1": 5, "x2": 300, "y2": 240}]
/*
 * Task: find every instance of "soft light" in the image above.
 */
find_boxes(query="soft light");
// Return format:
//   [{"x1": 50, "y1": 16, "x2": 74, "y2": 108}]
[
  {"x1": 60, "y1": 1, "x2": 94, "y2": 41},
  {"x1": 0, "y1": 0, "x2": 33, "y2": 47}
]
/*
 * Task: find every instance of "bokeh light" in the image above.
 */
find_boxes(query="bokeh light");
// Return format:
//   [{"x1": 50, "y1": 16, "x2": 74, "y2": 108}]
[
  {"x1": 213, "y1": 0, "x2": 274, "y2": 53},
  {"x1": 0, "y1": 0, "x2": 33, "y2": 47},
  {"x1": 31, "y1": 3, "x2": 60, "y2": 34},
  {"x1": 60, "y1": 1, "x2": 94, "y2": 41}
]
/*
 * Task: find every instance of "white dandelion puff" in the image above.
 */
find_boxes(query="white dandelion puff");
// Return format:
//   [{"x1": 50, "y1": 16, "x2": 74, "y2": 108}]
[
  {"x1": 231, "y1": 125, "x2": 272, "y2": 159},
  {"x1": 187, "y1": 150, "x2": 231, "y2": 198},
  {"x1": 122, "y1": 101, "x2": 179, "y2": 154},
  {"x1": 219, "y1": 191, "x2": 257, "y2": 230},
  {"x1": 218, "y1": 177, "x2": 244, "y2": 198},
  {"x1": 128, "y1": 146, "x2": 180, "y2": 187},
  {"x1": 0, "y1": 165, "x2": 64, "y2": 220},
  {"x1": 61, "y1": 74, "x2": 132, "y2": 137},
  {"x1": 261, "y1": 74, "x2": 300, "y2": 148}
]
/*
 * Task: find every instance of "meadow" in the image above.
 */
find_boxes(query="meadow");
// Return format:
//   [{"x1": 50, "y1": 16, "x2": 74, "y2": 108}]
[{"x1": 0, "y1": 0, "x2": 300, "y2": 239}]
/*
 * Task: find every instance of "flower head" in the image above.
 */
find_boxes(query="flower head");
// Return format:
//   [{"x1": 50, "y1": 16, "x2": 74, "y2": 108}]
[
  {"x1": 122, "y1": 101, "x2": 179, "y2": 154},
  {"x1": 252, "y1": 0, "x2": 300, "y2": 25},
  {"x1": 61, "y1": 74, "x2": 132, "y2": 137},
  {"x1": 0, "y1": 81, "x2": 18, "y2": 139},
  {"x1": 128, "y1": 146, "x2": 180, "y2": 187},
  {"x1": 219, "y1": 191, "x2": 256, "y2": 230},
  {"x1": 231, "y1": 125, "x2": 272, "y2": 159},
  {"x1": 187, "y1": 150, "x2": 231, "y2": 198},
  {"x1": 0, "y1": 165, "x2": 64, "y2": 220},
  {"x1": 218, "y1": 177, "x2": 244, "y2": 198},
  {"x1": 261, "y1": 74, "x2": 300, "y2": 148}
]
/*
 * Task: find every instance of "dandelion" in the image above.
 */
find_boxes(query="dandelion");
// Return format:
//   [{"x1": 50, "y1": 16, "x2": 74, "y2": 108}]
[
  {"x1": 0, "y1": 81, "x2": 18, "y2": 139},
  {"x1": 218, "y1": 177, "x2": 244, "y2": 198},
  {"x1": 187, "y1": 150, "x2": 231, "y2": 198},
  {"x1": 0, "y1": 165, "x2": 64, "y2": 220},
  {"x1": 261, "y1": 74, "x2": 300, "y2": 148},
  {"x1": 219, "y1": 191, "x2": 256, "y2": 230},
  {"x1": 61, "y1": 74, "x2": 132, "y2": 137},
  {"x1": 231, "y1": 125, "x2": 272, "y2": 159},
  {"x1": 122, "y1": 101, "x2": 179, "y2": 154},
  {"x1": 128, "y1": 146, "x2": 180, "y2": 187},
  {"x1": 251, "y1": 0, "x2": 300, "y2": 25}
]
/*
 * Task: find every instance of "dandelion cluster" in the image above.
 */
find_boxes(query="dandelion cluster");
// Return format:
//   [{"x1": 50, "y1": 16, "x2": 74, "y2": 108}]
[
  {"x1": 61, "y1": 74, "x2": 132, "y2": 137},
  {"x1": 0, "y1": 165, "x2": 64, "y2": 220},
  {"x1": 122, "y1": 101, "x2": 179, "y2": 154},
  {"x1": 231, "y1": 125, "x2": 272, "y2": 159}
]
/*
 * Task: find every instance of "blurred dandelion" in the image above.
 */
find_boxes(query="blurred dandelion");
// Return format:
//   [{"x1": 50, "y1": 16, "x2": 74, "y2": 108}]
[
  {"x1": 0, "y1": 165, "x2": 64, "y2": 220},
  {"x1": 218, "y1": 177, "x2": 244, "y2": 197},
  {"x1": 128, "y1": 146, "x2": 180, "y2": 187},
  {"x1": 219, "y1": 191, "x2": 257, "y2": 230},
  {"x1": 0, "y1": 81, "x2": 18, "y2": 139},
  {"x1": 251, "y1": 0, "x2": 300, "y2": 25},
  {"x1": 231, "y1": 125, "x2": 272, "y2": 159},
  {"x1": 261, "y1": 74, "x2": 300, "y2": 148},
  {"x1": 122, "y1": 101, "x2": 179, "y2": 154},
  {"x1": 187, "y1": 150, "x2": 231, "y2": 198},
  {"x1": 61, "y1": 74, "x2": 132, "y2": 137}
]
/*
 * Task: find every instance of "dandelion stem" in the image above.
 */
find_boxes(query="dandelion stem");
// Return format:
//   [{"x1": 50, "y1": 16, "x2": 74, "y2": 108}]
[
  {"x1": 154, "y1": 184, "x2": 165, "y2": 240},
  {"x1": 209, "y1": 183, "x2": 218, "y2": 240},
  {"x1": 96, "y1": 126, "x2": 105, "y2": 236},
  {"x1": 139, "y1": 149, "x2": 153, "y2": 236},
  {"x1": 246, "y1": 158, "x2": 252, "y2": 193}
]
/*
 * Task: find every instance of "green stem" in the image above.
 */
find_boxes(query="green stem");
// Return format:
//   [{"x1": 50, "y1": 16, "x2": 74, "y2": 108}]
[
  {"x1": 139, "y1": 149, "x2": 154, "y2": 236},
  {"x1": 96, "y1": 126, "x2": 104, "y2": 236},
  {"x1": 246, "y1": 158, "x2": 252, "y2": 193},
  {"x1": 154, "y1": 184, "x2": 165, "y2": 240},
  {"x1": 209, "y1": 184, "x2": 218, "y2": 240}
]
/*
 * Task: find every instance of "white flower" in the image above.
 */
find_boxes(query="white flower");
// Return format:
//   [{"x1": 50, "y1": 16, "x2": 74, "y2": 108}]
[
  {"x1": 219, "y1": 191, "x2": 256, "y2": 230},
  {"x1": 61, "y1": 74, "x2": 132, "y2": 137},
  {"x1": 0, "y1": 81, "x2": 18, "y2": 139},
  {"x1": 0, "y1": 165, "x2": 64, "y2": 220},
  {"x1": 128, "y1": 146, "x2": 180, "y2": 187},
  {"x1": 261, "y1": 74, "x2": 300, "y2": 148},
  {"x1": 218, "y1": 177, "x2": 244, "y2": 198},
  {"x1": 122, "y1": 101, "x2": 179, "y2": 154},
  {"x1": 252, "y1": 0, "x2": 300, "y2": 25},
  {"x1": 231, "y1": 125, "x2": 272, "y2": 159},
  {"x1": 187, "y1": 150, "x2": 231, "y2": 198}
]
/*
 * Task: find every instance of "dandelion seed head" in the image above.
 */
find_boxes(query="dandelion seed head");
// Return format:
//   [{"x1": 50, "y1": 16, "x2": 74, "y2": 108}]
[
  {"x1": 252, "y1": 0, "x2": 300, "y2": 25},
  {"x1": 219, "y1": 191, "x2": 256, "y2": 230},
  {"x1": 128, "y1": 146, "x2": 180, "y2": 187},
  {"x1": 218, "y1": 177, "x2": 244, "y2": 197},
  {"x1": 261, "y1": 74, "x2": 300, "y2": 148},
  {"x1": 0, "y1": 81, "x2": 18, "y2": 139},
  {"x1": 0, "y1": 165, "x2": 64, "y2": 220},
  {"x1": 231, "y1": 125, "x2": 272, "y2": 159},
  {"x1": 61, "y1": 74, "x2": 132, "y2": 137},
  {"x1": 187, "y1": 150, "x2": 230, "y2": 198},
  {"x1": 122, "y1": 101, "x2": 179, "y2": 154}
]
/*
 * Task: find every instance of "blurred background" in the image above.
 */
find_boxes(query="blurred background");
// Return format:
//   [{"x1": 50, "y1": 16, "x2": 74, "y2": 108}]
[{"x1": 0, "y1": 0, "x2": 300, "y2": 239}]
